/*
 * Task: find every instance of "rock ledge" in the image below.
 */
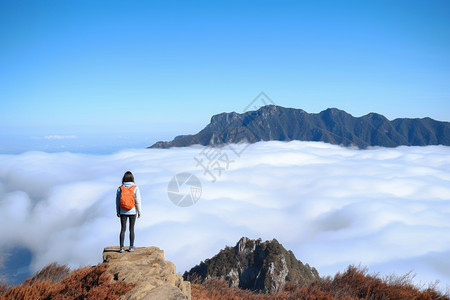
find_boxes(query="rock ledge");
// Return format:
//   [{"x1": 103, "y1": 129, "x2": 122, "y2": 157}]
[{"x1": 103, "y1": 246, "x2": 191, "y2": 300}]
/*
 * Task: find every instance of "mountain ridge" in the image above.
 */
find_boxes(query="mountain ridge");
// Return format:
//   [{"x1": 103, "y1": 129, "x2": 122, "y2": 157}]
[{"x1": 149, "y1": 105, "x2": 450, "y2": 149}]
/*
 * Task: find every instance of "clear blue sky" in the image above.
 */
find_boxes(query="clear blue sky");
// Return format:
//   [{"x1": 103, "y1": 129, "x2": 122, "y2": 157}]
[{"x1": 1, "y1": 0, "x2": 449, "y2": 153}]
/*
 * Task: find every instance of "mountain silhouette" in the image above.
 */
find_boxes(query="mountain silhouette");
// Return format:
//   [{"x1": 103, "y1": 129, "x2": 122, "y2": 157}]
[{"x1": 149, "y1": 105, "x2": 450, "y2": 149}]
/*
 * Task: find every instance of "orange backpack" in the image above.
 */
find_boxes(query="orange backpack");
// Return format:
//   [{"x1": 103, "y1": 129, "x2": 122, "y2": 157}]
[{"x1": 119, "y1": 185, "x2": 136, "y2": 210}]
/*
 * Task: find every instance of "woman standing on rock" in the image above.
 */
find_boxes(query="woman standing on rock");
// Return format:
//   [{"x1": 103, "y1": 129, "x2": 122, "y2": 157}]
[{"x1": 116, "y1": 171, "x2": 142, "y2": 253}]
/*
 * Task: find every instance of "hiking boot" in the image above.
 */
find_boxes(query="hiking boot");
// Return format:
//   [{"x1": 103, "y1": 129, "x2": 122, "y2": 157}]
[
  {"x1": 129, "y1": 246, "x2": 136, "y2": 252},
  {"x1": 119, "y1": 247, "x2": 124, "y2": 253}
]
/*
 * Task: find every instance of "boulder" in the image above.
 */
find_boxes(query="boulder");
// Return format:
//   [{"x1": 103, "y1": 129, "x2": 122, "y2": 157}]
[{"x1": 103, "y1": 246, "x2": 191, "y2": 300}]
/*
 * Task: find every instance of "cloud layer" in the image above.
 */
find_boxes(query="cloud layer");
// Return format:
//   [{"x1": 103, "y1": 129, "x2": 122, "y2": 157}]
[
  {"x1": 0, "y1": 141, "x2": 449, "y2": 290},
  {"x1": 43, "y1": 135, "x2": 77, "y2": 140}
]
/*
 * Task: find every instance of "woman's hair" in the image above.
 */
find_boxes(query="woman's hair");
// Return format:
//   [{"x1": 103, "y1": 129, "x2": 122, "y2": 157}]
[{"x1": 122, "y1": 171, "x2": 135, "y2": 184}]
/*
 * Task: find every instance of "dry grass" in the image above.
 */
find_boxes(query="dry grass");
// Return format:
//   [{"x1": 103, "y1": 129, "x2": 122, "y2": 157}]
[
  {"x1": 192, "y1": 278, "x2": 270, "y2": 300},
  {"x1": 192, "y1": 265, "x2": 449, "y2": 300},
  {"x1": 2, "y1": 263, "x2": 447, "y2": 300},
  {"x1": 0, "y1": 263, "x2": 134, "y2": 300}
]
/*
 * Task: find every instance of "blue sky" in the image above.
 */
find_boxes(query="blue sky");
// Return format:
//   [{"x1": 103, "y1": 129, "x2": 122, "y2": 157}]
[{"x1": 1, "y1": 0, "x2": 449, "y2": 153}]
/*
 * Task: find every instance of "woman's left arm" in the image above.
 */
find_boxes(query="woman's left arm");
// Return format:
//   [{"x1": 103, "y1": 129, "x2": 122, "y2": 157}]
[{"x1": 135, "y1": 186, "x2": 142, "y2": 218}]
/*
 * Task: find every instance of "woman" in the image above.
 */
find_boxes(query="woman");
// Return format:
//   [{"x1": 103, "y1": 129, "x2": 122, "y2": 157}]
[{"x1": 116, "y1": 171, "x2": 142, "y2": 253}]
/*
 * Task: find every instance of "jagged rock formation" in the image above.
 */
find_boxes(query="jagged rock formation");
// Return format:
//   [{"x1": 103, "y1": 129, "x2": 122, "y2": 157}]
[
  {"x1": 149, "y1": 105, "x2": 450, "y2": 149},
  {"x1": 103, "y1": 246, "x2": 191, "y2": 300},
  {"x1": 184, "y1": 237, "x2": 319, "y2": 293}
]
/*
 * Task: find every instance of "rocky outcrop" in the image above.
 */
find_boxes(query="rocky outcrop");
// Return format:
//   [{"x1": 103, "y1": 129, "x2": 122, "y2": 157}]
[
  {"x1": 103, "y1": 246, "x2": 191, "y2": 300},
  {"x1": 149, "y1": 105, "x2": 450, "y2": 149},
  {"x1": 184, "y1": 237, "x2": 319, "y2": 293}
]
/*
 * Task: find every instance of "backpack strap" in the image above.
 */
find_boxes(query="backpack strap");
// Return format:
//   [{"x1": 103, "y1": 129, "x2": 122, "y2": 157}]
[{"x1": 120, "y1": 185, "x2": 136, "y2": 192}]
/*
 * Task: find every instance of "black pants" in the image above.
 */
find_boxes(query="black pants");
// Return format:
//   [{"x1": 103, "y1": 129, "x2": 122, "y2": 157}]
[{"x1": 120, "y1": 214, "x2": 136, "y2": 248}]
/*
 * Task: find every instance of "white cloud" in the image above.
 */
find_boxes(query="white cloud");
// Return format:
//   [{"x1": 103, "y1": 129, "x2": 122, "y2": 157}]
[
  {"x1": 0, "y1": 141, "x2": 449, "y2": 291},
  {"x1": 43, "y1": 135, "x2": 77, "y2": 140}
]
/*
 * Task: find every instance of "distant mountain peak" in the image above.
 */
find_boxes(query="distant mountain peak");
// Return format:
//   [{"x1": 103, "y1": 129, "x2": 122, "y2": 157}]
[
  {"x1": 184, "y1": 237, "x2": 319, "y2": 293},
  {"x1": 321, "y1": 107, "x2": 347, "y2": 114},
  {"x1": 149, "y1": 105, "x2": 450, "y2": 149}
]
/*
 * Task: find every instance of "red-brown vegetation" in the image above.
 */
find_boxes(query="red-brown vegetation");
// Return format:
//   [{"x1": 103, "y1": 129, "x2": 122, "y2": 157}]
[
  {"x1": 0, "y1": 285, "x2": 7, "y2": 296},
  {"x1": 26, "y1": 262, "x2": 71, "y2": 284},
  {"x1": 192, "y1": 278, "x2": 269, "y2": 300},
  {"x1": 192, "y1": 265, "x2": 449, "y2": 300},
  {"x1": 0, "y1": 263, "x2": 134, "y2": 300},
  {"x1": 2, "y1": 263, "x2": 447, "y2": 300}
]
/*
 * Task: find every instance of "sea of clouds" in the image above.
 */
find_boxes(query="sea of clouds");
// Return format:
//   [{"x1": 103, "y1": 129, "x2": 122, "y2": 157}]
[{"x1": 0, "y1": 141, "x2": 449, "y2": 290}]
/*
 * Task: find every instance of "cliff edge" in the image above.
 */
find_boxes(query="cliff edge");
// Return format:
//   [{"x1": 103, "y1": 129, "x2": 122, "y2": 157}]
[{"x1": 103, "y1": 246, "x2": 191, "y2": 300}]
